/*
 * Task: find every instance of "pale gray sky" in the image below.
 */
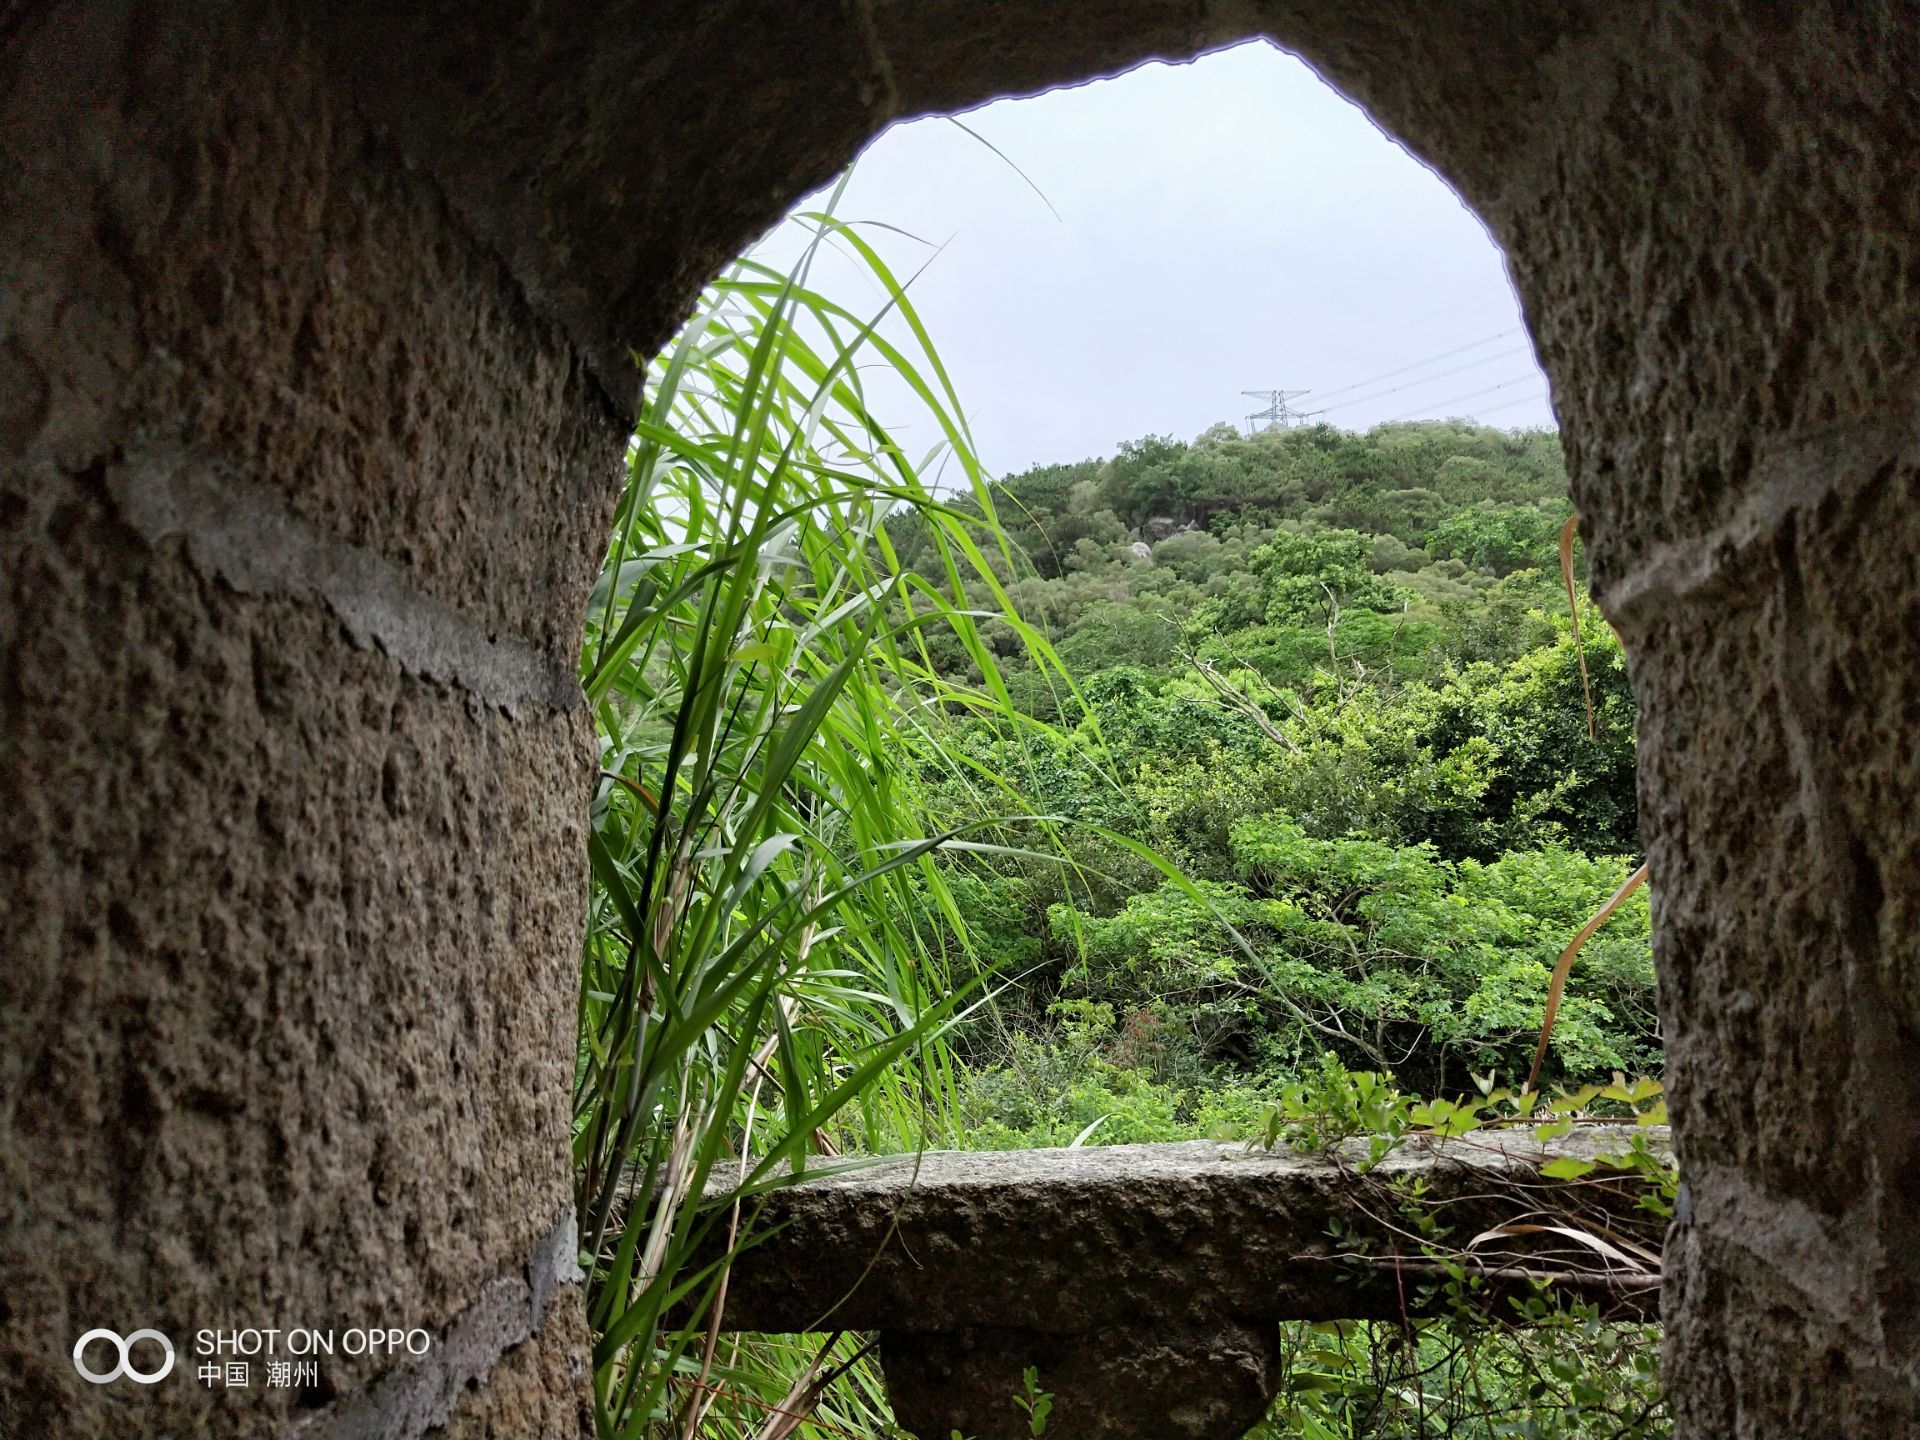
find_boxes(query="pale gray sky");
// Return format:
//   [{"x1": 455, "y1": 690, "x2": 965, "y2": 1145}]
[{"x1": 760, "y1": 41, "x2": 1553, "y2": 478}]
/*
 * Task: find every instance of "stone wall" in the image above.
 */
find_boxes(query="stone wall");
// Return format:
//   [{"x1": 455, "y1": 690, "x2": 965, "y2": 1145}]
[
  {"x1": 5, "y1": 3, "x2": 1918, "y2": 1436},
  {"x1": 1, "y1": 6, "x2": 619, "y2": 1434},
  {"x1": 1517, "y1": 11, "x2": 1920, "y2": 1431}
]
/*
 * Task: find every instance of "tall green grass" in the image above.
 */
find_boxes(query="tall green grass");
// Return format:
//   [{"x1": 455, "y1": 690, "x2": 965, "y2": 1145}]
[{"x1": 574, "y1": 202, "x2": 1079, "y2": 1439}]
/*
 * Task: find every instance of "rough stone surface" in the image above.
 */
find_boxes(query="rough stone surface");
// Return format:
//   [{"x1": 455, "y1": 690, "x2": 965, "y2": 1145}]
[
  {"x1": 423, "y1": 1292, "x2": 595, "y2": 1440},
  {"x1": 7, "y1": 3, "x2": 1920, "y2": 1438},
  {"x1": 884, "y1": 1321, "x2": 1279, "y2": 1440},
  {"x1": 712, "y1": 1133, "x2": 1658, "y2": 1439},
  {"x1": 709, "y1": 1131, "x2": 1661, "y2": 1336},
  {"x1": 289, "y1": 1211, "x2": 584, "y2": 1440},
  {"x1": 1, "y1": 5, "x2": 617, "y2": 1434}
]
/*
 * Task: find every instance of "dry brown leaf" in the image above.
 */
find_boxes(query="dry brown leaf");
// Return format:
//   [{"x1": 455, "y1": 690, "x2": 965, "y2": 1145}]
[
  {"x1": 1527, "y1": 862, "x2": 1650, "y2": 1092},
  {"x1": 1466, "y1": 1221, "x2": 1654, "y2": 1274}
]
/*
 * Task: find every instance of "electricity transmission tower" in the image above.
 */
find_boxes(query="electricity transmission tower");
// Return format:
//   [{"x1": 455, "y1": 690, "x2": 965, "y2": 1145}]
[{"x1": 1242, "y1": 388, "x2": 1311, "y2": 434}]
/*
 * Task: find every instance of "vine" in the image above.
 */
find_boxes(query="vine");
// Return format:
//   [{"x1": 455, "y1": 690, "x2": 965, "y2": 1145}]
[{"x1": 1250, "y1": 1057, "x2": 1672, "y2": 1439}]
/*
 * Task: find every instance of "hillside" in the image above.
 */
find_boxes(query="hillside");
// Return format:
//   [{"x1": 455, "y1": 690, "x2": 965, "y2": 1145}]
[{"x1": 893, "y1": 420, "x2": 1652, "y2": 1129}]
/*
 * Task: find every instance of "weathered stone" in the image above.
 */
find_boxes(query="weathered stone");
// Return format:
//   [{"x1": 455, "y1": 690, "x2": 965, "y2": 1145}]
[
  {"x1": 2, "y1": 6, "x2": 617, "y2": 1434},
  {"x1": 7, "y1": 3, "x2": 1920, "y2": 1437},
  {"x1": 707, "y1": 1132, "x2": 1662, "y2": 1438},
  {"x1": 711, "y1": 1131, "x2": 1663, "y2": 1337},
  {"x1": 423, "y1": 1299, "x2": 595, "y2": 1440},
  {"x1": 884, "y1": 1321, "x2": 1279, "y2": 1440}
]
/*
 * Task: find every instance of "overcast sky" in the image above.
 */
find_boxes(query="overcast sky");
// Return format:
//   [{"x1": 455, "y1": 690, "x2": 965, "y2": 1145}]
[{"x1": 757, "y1": 41, "x2": 1553, "y2": 478}]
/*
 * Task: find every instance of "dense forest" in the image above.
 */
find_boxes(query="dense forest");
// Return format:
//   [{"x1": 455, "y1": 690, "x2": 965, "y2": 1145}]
[{"x1": 888, "y1": 419, "x2": 1652, "y2": 1149}]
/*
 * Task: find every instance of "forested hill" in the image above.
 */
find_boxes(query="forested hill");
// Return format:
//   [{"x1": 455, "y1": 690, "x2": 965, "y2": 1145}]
[
  {"x1": 893, "y1": 420, "x2": 1653, "y2": 1115},
  {"x1": 944, "y1": 419, "x2": 1571, "y2": 573},
  {"x1": 898, "y1": 420, "x2": 1594, "y2": 711}
]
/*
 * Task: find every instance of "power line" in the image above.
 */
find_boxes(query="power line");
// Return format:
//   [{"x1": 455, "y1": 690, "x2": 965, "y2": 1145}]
[
  {"x1": 1306, "y1": 328, "x2": 1522, "y2": 404},
  {"x1": 1470, "y1": 389, "x2": 1552, "y2": 420},
  {"x1": 1383, "y1": 373, "x2": 1540, "y2": 423},
  {"x1": 1308, "y1": 346, "x2": 1531, "y2": 415}
]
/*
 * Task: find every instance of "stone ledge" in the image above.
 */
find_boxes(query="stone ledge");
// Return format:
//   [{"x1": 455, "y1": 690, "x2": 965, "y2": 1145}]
[
  {"x1": 708, "y1": 1127, "x2": 1666, "y2": 1335},
  {"x1": 702, "y1": 1129, "x2": 1665, "y2": 1440}
]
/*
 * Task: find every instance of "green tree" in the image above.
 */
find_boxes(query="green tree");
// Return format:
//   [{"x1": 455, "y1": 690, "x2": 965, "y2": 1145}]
[{"x1": 1248, "y1": 528, "x2": 1404, "y2": 625}]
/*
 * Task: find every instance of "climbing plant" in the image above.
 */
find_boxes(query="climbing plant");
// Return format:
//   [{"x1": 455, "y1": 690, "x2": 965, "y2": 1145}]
[{"x1": 1250, "y1": 1058, "x2": 1672, "y2": 1440}]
